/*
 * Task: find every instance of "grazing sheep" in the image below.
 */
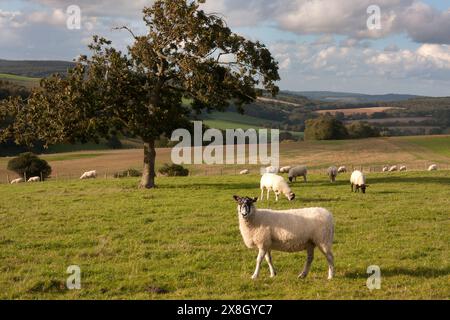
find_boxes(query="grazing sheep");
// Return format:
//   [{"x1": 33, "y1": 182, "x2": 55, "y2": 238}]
[
  {"x1": 27, "y1": 177, "x2": 40, "y2": 182},
  {"x1": 382, "y1": 166, "x2": 389, "y2": 172},
  {"x1": 428, "y1": 164, "x2": 438, "y2": 171},
  {"x1": 327, "y1": 166, "x2": 338, "y2": 183},
  {"x1": 260, "y1": 173, "x2": 295, "y2": 202},
  {"x1": 288, "y1": 166, "x2": 308, "y2": 183},
  {"x1": 265, "y1": 166, "x2": 280, "y2": 174},
  {"x1": 240, "y1": 169, "x2": 250, "y2": 175},
  {"x1": 337, "y1": 166, "x2": 347, "y2": 173},
  {"x1": 350, "y1": 170, "x2": 368, "y2": 194},
  {"x1": 399, "y1": 166, "x2": 407, "y2": 172},
  {"x1": 279, "y1": 166, "x2": 292, "y2": 173},
  {"x1": 80, "y1": 170, "x2": 97, "y2": 180},
  {"x1": 10, "y1": 178, "x2": 24, "y2": 184},
  {"x1": 389, "y1": 165, "x2": 398, "y2": 172},
  {"x1": 233, "y1": 196, "x2": 335, "y2": 280}
]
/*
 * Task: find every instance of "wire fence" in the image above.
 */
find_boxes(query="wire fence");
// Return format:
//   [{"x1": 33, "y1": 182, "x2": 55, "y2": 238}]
[{"x1": 2, "y1": 162, "x2": 449, "y2": 184}]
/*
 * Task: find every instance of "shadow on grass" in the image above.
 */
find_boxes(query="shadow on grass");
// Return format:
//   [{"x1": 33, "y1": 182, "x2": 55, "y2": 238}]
[{"x1": 344, "y1": 266, "x2": 450, "y2": 279}]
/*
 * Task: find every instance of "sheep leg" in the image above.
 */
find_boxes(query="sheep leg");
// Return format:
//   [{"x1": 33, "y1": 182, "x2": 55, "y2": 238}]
[
  {"x1": 267, "y1": 189, "x2": 270, "y2": 201},
  {"x1": 299, "y1": 245, "x2": 315, "y2": 279},
  {"x1": 304, "y1": 175, "x2": 307, "y2": 183},
  {"x1": 260, "y1": 188, "x2": 265, "y2": 202},
  {"x1": 265, "y1": 251, "x2": 276, "y2": 278},
  {"x1": 318, "y1": 245, "x2": 335, "y2": 280},
  {"x1": 252, "y1": 249, "x2": 266, "y2": 280},
  {"x1": 275, "y1": 192, "x2": 279, "y2": 202},
  {"x1": 351, "y1": 183, "x2": 354, "y2": 192}
]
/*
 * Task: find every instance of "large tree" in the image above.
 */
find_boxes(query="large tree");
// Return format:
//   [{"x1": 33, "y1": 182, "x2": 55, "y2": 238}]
[{"x1": 0, "y1": 0, "x2": 280, "y2": 189}]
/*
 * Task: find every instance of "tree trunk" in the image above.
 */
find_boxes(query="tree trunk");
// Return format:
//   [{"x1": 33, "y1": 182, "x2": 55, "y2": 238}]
[{"x1": 140, "y1": 138, "x2": 157, "y2": 189}]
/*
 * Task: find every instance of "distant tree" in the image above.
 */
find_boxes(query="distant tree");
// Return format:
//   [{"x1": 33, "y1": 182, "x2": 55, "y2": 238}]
[
  {"x1": 0, "y1": 0, "x2": 279, "y2": 189},
  {"x1": 7, "y1": 152, "x2": 52, "y2": 180},
  {"x1": 304, "y1": 116, "x2": 349, "y2": 140},
  {"x1": 106, "y1": 135, "x2": 122, "y2": 149},
  {"x1": 346, "y1": 121, "x2": 381, "y2": 139}
]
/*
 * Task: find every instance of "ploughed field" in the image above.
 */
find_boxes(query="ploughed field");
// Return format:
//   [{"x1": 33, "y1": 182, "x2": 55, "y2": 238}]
[{"x1": 0, "y1": 171, "x2": 448, "y2": 299}]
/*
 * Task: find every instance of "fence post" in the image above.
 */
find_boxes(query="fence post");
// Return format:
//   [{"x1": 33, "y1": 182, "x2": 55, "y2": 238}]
[
  {"x1": 40, "y1": 172, "x2": 43, "y2": 182},
  {"x1": 6, "y1": 174, "x2": 10, "y2": 184},
  {"x1": 23, "y1": 172, "x2": 27, "y2": 182}
]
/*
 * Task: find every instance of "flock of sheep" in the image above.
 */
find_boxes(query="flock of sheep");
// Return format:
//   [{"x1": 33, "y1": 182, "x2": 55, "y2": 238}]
[
  {"x1": 9, "y1": 170, "x2": 97, "y2": 184},
  {"x1": 234, "y1": 162, "x2": 440, "y2": 280}
]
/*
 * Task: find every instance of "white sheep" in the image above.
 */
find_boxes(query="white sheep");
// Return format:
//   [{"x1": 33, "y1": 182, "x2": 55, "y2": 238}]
[
  {"x1": 233, "y1": 196, "x2": 335, "y2": 280},
  {"x1": 350, "y1": 170, "x2": 368, "y2": 194},
  {"x1": 382, "y1": 166, "x2": 389, "y2": 172},
  {"x1": 27, "y1": 177, "x2": 40, "y2": 182},
  {"x1": 10, "y1": 178, "x2": 24, "y2": 184},
  {"x1": 240, "y1": 169, "x2": 250, "y2": 175},
  {"x1": 399, "y1": 166, "x2": 407, "y2": 172},
  {"x1": 260, "y1": 173, "x2": 295, "y2": 202},
  {"x1": 288, "y1": 166, "x2": 308, "y2": 183},
  {"x1": 428, "y1": 164, "x2": 438, "y2": 171},
  {"x1": 327, "y1": 166, "x2": 338, "y2": 183},
  {"x1": 265, "y1": 166, "x2": 280, "y2": 174},
  {"x1": 279, "y1": 166, "x2": 292, "y2": 173},
  {"x1": 389, "y1": 165, "x2": 398, "y2": 172},
  {"x1": 337, "y1": 166, "x2": 347, "y2": 173},
  {"x1": 80, "y1": 170, "x2": 97, "y2": 180}
]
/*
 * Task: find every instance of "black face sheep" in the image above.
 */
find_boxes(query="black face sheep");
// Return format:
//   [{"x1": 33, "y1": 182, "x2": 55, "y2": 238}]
[
  {"x1": 260, "y1": 173, "x2": 295, "y2": 202},
  {"x1": 350, "y1": 170, "x2": 368, "y2": 194},
  {"x1": 288, "y1": 166, "x2": 308, "y2": 183},
  {"x1": 233, "y1": 196, "x2": 335, "y2": 280}
]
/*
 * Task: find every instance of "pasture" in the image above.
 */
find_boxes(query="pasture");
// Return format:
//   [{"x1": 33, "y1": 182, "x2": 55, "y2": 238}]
[{"x1": 0, "y1": 171, "x2": 448, "y2": 299}]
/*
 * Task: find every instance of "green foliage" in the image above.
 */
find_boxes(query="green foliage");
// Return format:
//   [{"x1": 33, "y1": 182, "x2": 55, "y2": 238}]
[
  {"x1": 7, "y1": 152, "x2": 52, "y2": 180},
  {"x1": 304, "y1": 116, "x2": 349, "y2": 141},
  {"x1": 106, "y1": 135, "x2": 122, "y2": 150},
  {"x1": 0, "y1": 0, "x2": 280, "y2": 188},
  {"x1": 346, "y1": 121, "x2": 381, "y2": 139},
  {"x1": 158, "y1": 164, "x2": 189, "y2": 177}
]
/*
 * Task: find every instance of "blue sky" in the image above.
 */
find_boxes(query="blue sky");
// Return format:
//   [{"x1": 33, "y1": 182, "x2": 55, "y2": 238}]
[{"x1": 1, "y1": 0, "x2": 450, "y2": 96}]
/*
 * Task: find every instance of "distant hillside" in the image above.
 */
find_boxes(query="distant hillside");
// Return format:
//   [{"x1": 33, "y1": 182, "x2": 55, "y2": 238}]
[
  {"x1": 286, "y1": 91, "x2": 420, "y2": 103},
  {"x1": 0, "y1": 59, "x2": 75, "y2": 78}
]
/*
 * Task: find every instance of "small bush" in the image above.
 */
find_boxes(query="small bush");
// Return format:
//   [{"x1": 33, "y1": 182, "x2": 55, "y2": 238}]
[
  {"x1": 158, "y1": 164, "x2": 189, "y2": 177},
  {"x1": 7, "y1": 152, "x2": 52, "y2": 180},
  {"x1": 114, "y1": 169, "x2": 142, "y2": 179}
]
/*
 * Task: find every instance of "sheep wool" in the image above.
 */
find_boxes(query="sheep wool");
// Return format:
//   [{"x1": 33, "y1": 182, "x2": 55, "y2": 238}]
[
  {"x1": 288, "y1": 166, "x2": 308, "y2": 183},
  {"x1": 260, "y1": 173, "x2": 295, "y2": 202},
  {"x1": 234, "y1": 196, "x2": 335, "y2": 280},
  {"x1": 350, "y1": 170, "x2": 367, "y2": 193}
]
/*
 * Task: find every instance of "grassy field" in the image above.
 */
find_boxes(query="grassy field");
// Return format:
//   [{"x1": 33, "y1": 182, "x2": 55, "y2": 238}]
[
  {"x1": 0, "y1": 171, "x2": 448, "y2": 299},
  {"x1": 0, "y1": 73, "x2": 40, "y2": 88}
]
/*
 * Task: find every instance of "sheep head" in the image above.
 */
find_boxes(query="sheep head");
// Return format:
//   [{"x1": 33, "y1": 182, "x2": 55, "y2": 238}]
[{"x1": 233, "y1": 196, "x2": 258, "y2": 219}]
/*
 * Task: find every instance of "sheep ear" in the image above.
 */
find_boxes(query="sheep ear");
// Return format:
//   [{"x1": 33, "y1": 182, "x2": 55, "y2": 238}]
[
  {"x1": 252, "y1": 197, "x2": 258, "y2": 203},
  {"x1": 233, "y1": 195, "x2": 241, "y2": 202}
]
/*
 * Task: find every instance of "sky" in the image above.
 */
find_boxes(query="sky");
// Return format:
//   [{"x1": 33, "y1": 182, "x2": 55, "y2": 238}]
[{"x1": 1, "y1": 0, "x2": 450, "y2": 96}]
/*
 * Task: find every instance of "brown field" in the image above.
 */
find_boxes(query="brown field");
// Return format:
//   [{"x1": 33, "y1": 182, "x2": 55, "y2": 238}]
[
  {"x1": 317, "y1": 107, "x2": 396, "y2": 115},
  {"x1": 345, "y1": 117, "x2": 432, "y2": 124},
  {"x1": 1, "y1": 135, "x2": 449, "y2": 183}
]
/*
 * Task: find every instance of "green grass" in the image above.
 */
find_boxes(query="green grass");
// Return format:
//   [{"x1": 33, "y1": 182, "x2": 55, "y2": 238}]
[
  {"x1": 0, "y1": 73, "x2": 40, "y2": 89},
  {"x1": 405, "y1": 136, "x2": 450, "y2": 157},
  {"x1": 0, "y1": 172, "x2": 448, "y2": 300}
]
